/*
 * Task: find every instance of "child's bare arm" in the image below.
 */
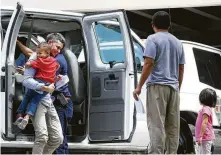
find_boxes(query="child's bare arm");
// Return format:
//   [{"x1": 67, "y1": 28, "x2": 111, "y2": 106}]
[
  {"x1": 199, "y1": 114, "x2": 209, "y2": 138},
  {"x1": 25, "y1": 62, "x2": 32, "y2": 68}
]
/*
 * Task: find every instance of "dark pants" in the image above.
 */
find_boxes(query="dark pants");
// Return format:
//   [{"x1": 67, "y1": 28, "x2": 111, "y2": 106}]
[{"x1": 54, "y1": 98, "x2": 73, "y2": 155}]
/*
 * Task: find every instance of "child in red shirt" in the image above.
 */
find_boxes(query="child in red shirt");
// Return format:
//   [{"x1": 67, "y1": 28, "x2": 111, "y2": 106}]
[{"x1": 15, "y1": 42, "x2": 59, "y2": 130}]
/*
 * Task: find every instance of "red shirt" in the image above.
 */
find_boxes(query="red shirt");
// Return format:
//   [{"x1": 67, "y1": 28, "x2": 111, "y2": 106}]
[{"x1": 30, "y1": 57, "x2": 59, "y2": 83}]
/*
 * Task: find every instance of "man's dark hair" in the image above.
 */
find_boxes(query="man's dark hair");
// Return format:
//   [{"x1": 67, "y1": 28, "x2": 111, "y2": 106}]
[
  {"x1": 199, "y1": 88, "x2": 217, "y2": 108},
  {"x1": 46, "y1": 33, "x2": 66, "y2": 48},
  {"x1": 152, "y1": 11, "x2": 171, "y2": 29}
]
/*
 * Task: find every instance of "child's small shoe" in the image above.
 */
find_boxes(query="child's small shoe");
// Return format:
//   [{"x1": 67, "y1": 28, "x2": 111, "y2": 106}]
[
  {"x1": 14, "y1": 114, "x2": 23, "y2": 125},
  {"x1": 17, "y1": 118, "x2": 29, "y2": 130}
]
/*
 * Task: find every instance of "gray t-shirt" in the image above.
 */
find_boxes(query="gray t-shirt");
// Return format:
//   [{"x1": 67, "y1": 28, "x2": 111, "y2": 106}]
[{"x1": 143, "y1": 32, "x2": 185, "y2": 90}]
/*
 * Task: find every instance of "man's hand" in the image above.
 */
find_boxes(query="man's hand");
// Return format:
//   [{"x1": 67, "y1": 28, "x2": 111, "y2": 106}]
[
  {"x1": 56, "y1": 74, "x2": 63, "y2": 81},
  {"x1": 16, "y1": 66, "x2": 25, "y2": 75},
  {"x1": 133, "y1": 87, "x2": 141, "y2": 101},
  {"x1": 41, "y1": 83, "x2": 55, "y2": 93}
]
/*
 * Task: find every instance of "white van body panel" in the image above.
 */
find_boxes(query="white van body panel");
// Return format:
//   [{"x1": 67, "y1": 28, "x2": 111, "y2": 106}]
[{"x1": 180, "y1": 42, "x2": 221, "y2": 126}]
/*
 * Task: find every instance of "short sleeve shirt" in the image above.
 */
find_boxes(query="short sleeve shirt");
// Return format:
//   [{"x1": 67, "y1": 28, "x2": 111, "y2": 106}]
[
  {"x1": 143, "y1": 32, "x2": 185, "y2": 90},
  {"x1": 195, "y1": 106, "x2": 215, "y2": 141}
]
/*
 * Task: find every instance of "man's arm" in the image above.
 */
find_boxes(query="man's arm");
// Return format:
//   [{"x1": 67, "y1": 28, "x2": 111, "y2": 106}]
[
  {"x1": 22, "y1": 66, "x2": 54, "y2": 93},
  {"x1": 57, "y1": 55, "x2": 68, "y2": 75},
  {"x1": 133, "y1": 57, "x2": 154, "y2": 101},
  {"x1": 137, "y1": 57, "x2": 154, "y2": 89},
  {"x1": 16, "y1": 40, "x2": 34, "y2": 58},
  {"x1": 23, "y1": 77, "x2": 54, "y2": 93},
  {"x1": 178, "y1": 44, "x2": 185, "y2": 90},
  {"x1": 178, "y1": 64, "x2": 184, "y2": 90},
  {"x1": 133, "y1": 36, "x2": 156, "y2": 101},
  {"x1": 63, "y1": 59, "x2": 68, "y2": 75}
]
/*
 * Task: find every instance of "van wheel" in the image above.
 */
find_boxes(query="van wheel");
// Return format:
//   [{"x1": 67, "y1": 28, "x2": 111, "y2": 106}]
[{"x1": 177, "y1": 118, "x2": 194, "y2": 154}]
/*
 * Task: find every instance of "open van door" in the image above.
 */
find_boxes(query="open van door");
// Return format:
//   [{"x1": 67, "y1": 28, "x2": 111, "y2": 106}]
[
  {"x1": 83, "y1": 11, "x2": 137, "y2": 142},
  {"x1": 1, "y1": 3, "x2": 25, "y2": 139}
]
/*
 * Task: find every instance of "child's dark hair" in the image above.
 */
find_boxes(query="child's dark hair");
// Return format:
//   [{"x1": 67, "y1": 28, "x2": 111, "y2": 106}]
[
  {"x1": 199, "y1": 88, "x2": 217, "y2": 108},
  {"x1": 37, "y1": 42, "x2": 51, "y2": 55}
]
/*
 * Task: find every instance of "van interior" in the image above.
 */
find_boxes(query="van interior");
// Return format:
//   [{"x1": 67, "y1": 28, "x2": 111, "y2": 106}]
[
  {"x1": 1, "y1": 13, "x2": 88, "y2": 142},
  {"x1": 1, "y1": 9, "x2": 145, "y2": 143}
]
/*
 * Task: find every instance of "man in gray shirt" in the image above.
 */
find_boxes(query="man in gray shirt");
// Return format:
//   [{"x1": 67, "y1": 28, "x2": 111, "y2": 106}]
[{"x1": 133, "y1": 11, "x2": 185, "y2": 154}]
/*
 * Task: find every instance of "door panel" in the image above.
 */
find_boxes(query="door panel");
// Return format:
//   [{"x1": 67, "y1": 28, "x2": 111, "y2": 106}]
[
  {"x1": 83, "y1": 11, "x2": 136, "y2": 142},
  {"x1": 1, "y1": 3, "x2": 25, "y2": 138}
]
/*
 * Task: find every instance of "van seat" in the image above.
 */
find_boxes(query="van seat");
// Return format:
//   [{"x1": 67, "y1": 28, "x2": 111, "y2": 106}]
[{"x1": 63, "y1": 48, "x2": 86, "y2": 106}]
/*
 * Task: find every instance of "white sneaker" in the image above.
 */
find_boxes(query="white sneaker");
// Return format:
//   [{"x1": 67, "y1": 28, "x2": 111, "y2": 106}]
[
  {"x1": 13, "y1": 117, "x2": 23, "y2": 125},
  {"x1": 17, "y1": 118, "x2": 29, "y2": 130}
]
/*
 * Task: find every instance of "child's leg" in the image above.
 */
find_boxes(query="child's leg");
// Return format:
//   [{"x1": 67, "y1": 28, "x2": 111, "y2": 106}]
[
  {"x1": 25, "y1": 78, "x2": 49, "y2": 116},
  {"x1": 16, "y1": 90, "x2": 32, "y2": 114},
  {"x1": 14, "y1": 89, "x2": 35, "y2": 125},
  {"x1": 200, "y1": 140, "x2": 213, "y2": 154},
  {"x1": 17, "y1": 91, "x2": 48, "y2": 130},
  {"x1": 26, "y1": 91, "x2": 48, "y2": 116}
]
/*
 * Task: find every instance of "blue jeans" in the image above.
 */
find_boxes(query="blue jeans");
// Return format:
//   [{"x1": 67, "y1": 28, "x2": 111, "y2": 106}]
[
  {"x1": 55, "y1": 99, "x2": 73, "y2": 155},
  {"x1": 17, "y1": 79, "x2": 48, "y2": 116}
]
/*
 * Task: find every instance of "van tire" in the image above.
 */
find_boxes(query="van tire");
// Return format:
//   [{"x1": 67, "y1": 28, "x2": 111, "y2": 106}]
[{"x1": 177, "y1": 117, "x2": 194, "y2": 154}]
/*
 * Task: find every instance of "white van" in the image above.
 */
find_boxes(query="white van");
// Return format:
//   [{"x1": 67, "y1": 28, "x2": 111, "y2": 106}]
[
  {"x1": 1, "y1": 3, "x2": 220, "y2": 154},
  {"x1": 0, "y1": 3, "x2": 150, "y2": 154}
]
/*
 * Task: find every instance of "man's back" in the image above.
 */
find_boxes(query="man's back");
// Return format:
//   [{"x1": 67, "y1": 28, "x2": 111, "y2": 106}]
[
  {"x1": 144, "y1": 32, "x2": 185, "y2": 90},
  {"x1": 134, "y1": 11, "x2": 185, "y2": 154}
]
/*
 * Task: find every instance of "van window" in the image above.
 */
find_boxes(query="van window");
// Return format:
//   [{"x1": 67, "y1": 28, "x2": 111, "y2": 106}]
[
  {"x1": 94, "y1": 23, "x2": 144, "y2": 69},
  {"x1": 95, "y1": 23, "x2": 125, "y2": 64},
  {"x1": 193, "y1": 48, "x2": 221, "y2": 89}
]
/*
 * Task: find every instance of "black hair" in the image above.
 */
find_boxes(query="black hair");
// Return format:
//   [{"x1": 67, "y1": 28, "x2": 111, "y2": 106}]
[
  {"x1": 152, "y1": 11, "x2": 171, "y2": 29},
  {"x1": 37, "y1": 42, "x2": 51, "y2": 55},
  {"x1": 199, "y1": 88, "x2": 217, "y2": 108},
  {"x1": 46, "y1": 33, "x2": 66, "y2": 48}
]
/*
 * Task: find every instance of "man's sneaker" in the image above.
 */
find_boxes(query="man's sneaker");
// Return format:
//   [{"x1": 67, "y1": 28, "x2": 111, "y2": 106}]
[
  {"x1": 17, "y1": 118, "x2": 29, "y2": 130},
  {"x1": 13, "y1": 114, "x2": 23, "y2": 125}
]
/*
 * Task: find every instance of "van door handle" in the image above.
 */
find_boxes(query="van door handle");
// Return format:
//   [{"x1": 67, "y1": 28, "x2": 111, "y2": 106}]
[{"x1": 129, "y1": 73, "x2": 134, "y2": 76}]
